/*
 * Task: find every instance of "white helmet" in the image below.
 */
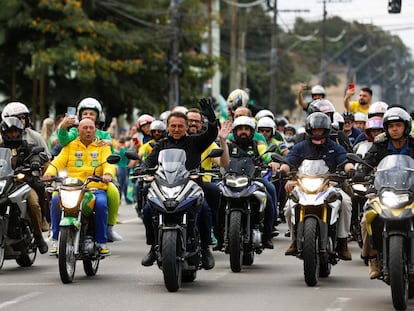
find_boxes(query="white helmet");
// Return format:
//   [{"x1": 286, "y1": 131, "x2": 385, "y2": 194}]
[
  {"x1": 333, "y1": 111, "x2": 345, "y2": 130},
  {"x1": 368, "y1": 101, "x2": 388, "y2": 118},
  {"x1": 354, "y1": 112, "x2": 368, "y2": 122},
  {"x1": 257, "y1": 116, "x2": 276, "y2": 135},
  {"x1": 150, "y1": 120, "x2": 166, "y2": 132},
  {"x1": 232, "y1": 116, "x2": 256, "y2": 131},
  {"x1": 159, "y1": 110, "x2": 171, "y2": 122},
  {"x1": 77, "y1": 97, "x2": 102, "y2": 120},
  {"x1": 311, "y1": 85, "x2": 326, "y2": 97},
  {"x1": 2, "y1": 102, "x2": 31, "y2": 127},
  {"x1": 227, "y1": 89, "x2": 249, "y2": 112},
  {"x1": 255, "y1": 109, "x2": 275, "y2": 121}
]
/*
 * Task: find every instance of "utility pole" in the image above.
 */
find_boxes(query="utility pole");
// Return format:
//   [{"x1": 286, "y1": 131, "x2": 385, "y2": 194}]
[{"x1": 168, "y1": 0, "x2": 182, "y2": 110}]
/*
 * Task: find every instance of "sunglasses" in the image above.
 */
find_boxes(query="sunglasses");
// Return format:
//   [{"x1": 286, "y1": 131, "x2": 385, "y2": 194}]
[
  {"x1": 188, "y1": 119, "x2": 202, "y2": 124},
  {"x1": 258, "y1": 128, "x2": 272, "y2": 133},
  {"x1": 151, "y1": 130, "x2": 163, "y2": 133}
]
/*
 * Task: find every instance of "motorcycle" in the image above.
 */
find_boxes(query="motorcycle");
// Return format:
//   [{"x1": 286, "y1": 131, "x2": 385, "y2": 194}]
[
  {"x1": 281, "y1": 158, "x2": 345, "y2": 287},
  {"x1": 349, "y1": 141, "x2": 373, "y2": 249},
  {"x1": 127, "y1": 148, "x2": 223, "y2": 292},
  {"x1": 216, "y1": 153, "x2": 272, "y2": 273},
  {"x1": 46, "y1": 154, "x2": 120, "y2": 284},
  {"x1": 349, "y1": 153, "x2": 414, "y2": 310},
  {"x1": 0, "y1": 146, "x2": 47, "y2": 270}
]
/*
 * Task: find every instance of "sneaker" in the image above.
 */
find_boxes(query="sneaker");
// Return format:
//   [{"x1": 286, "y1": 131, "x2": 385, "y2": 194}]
[
  {"x1": 97, "y1": 243, "x2": 111, "y2": 256},
  {"x1": 107, "y1": 225, "x2": 123, "y2": 242},
  {"x1": 49, "y1": 239, "x2": 58, "y2": 256},
  {"x1": 284, "y1": 230, "x2": 291, "y2": 238},
  {"x1": 210, "y1": 230, "x2": 217, "y2": 245}
]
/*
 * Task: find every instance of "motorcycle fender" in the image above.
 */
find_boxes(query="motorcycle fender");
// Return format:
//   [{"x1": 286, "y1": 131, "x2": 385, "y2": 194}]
[
  {"x1": 365, "y1": 198, "x2": 382, "y2": 235},
  {"x1": 328, "y1": 200, "x2": 341, "y2": 225},
  {"x1": 59, "y1": 216, "x2": 81, "y2": 230}
]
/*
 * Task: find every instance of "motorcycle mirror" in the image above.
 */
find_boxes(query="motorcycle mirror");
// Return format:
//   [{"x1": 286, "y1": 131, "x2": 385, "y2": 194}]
[
  {"x1": 346, "y1": 153, "x2": 374, "y2": 170},
  {"x1": 125, "y1": 150, "x2": 139, "y2": 160},
  {"x1": 106, "y1": 154, "x2": 121, "y2": 165},
  {"x1": 39, "y1": 152, "x2": 49, "y2": 163},
  {"x1": 207, "y1": 148, "x2": 223, "y2": 158},
  {"x1": 264, "y1": 144, "x2": 277, "y2": 154},
  {"x1": 32, "y1": 146, "x2": 45, "y2": 154}
]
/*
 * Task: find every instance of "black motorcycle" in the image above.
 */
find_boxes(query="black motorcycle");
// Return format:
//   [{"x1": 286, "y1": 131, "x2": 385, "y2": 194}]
[{"x1": 0, "y1": 146, "x2": 47, "y2": 269}]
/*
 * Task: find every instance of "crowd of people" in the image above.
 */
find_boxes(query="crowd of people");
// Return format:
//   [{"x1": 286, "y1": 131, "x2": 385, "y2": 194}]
[{"x1": 1, "y1": 82, "x2": 414, "y2": 282}]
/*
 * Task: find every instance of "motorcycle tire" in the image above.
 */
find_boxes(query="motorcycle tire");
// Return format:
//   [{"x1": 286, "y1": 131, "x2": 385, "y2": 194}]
[
  {"x1": 389, "y1": 235, "x2": 408, "y2": 310},
  {"x1": 0, "y1": 241, "x2": 4, "y2": 270},
  {"x1": 303, "y1": 217, "x2": 319, "y2": 287},
  {"x1": 409, "y1": 280, "x2": 414, "y2": 299},
  {"x1": 182, "y1": 270, "x2": 197, "y2": 282},
  {"x1": 59, "y1": 227, "x2": 77, "y2": 284},
  {"x1": 162, "y1": 230, "x2": 182, "y2": 292},
  {"x1": 83, "y1": 257, "x2": 100, "y2": 276},
  {"x1": 242, "y1": 251, "x2": 254, "y2": 266},
  {"x1": 229, "y1": 211, "x2": 243, "y2": 273},
  {"x1": 16, "y1": 240, "x2": 37, "y2": 267}
]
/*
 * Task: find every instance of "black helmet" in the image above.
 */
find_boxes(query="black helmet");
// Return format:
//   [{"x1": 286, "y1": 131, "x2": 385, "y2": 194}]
[
  {"x1": 383, "y1": 107, "x2": 412, "y2": 138},
  {"x1": 1, "y1": 117, "x2": 24, "y2": 149},
  {"x1": 305, "y1": 112, "x2": 331, "y2": 145},
  {"x1": 342, "y1": 112, "x2": 355, "y2": 122}
]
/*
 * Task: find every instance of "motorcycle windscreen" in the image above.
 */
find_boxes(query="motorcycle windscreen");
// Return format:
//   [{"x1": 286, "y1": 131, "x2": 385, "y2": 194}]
[
  {"x1": 297, "y1": 159, "x2": 329, "y2": 176},
  {"x1": 157, "y1": 149, "x2": 189, "y2": 184},
  {"x1": 227, "y1": 156, "x2": 256, "y2": 177},
  {"x1": 0, "y1": 148, "x2": 13, "y2": 177},
  {"x1": 374, "y1": 154, "x2": 414, "y2": 191}
]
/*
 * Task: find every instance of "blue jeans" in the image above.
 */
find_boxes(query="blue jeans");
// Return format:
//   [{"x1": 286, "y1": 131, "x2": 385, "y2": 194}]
[
  {"x1": 50, "y1": 190, "x2": 108, "y2": 243},
  {"x1": 262, "y1": 178, "x2": 278, "y2": 222},
  {"x1": 116, "y1": 167, "x2": 129, "y2": 201},
  {"x1": 143, "y1": 199, "x2": 211, "y2": 249}
]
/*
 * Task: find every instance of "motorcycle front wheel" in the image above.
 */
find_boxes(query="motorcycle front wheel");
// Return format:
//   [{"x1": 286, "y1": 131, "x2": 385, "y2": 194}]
[
  {"x1": 229, "y1": 211, "x2": 243, "y2": 272},
  {"x1": 389, "y1": 235, "x2": 408, "y2": 310},
  {"x1": 303, "y1": 217, "x2": 319, "y2": 287},
  {"x1": 59, "y1": 227, "x2": 77, "y2": 284},
  {"x1": 162, "y1": 230, "x2": 182, "y2": 292}
]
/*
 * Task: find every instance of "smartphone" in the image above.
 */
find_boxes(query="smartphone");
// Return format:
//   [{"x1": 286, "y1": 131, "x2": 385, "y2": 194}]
[
  {"x1": 348, "y1": 83, "x2": 355, "y2": 90},
  {"x1": 66, "y1": 106, "x2": 77, "y2": 117}
]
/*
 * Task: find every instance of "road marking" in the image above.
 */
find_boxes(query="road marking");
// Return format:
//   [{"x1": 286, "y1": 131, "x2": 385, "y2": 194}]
[
  {"x1": 0, "y1": 292, "x2": 43, "y2": 309},
  {"x1": 325, "y1": 297, "x2": 351, "y2": 311},
  {"x1": 118, "y1": 218, "x2": 140, "y2": 224}
]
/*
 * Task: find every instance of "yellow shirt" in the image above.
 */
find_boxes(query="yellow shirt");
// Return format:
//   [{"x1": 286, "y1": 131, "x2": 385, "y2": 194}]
[
  {"x1": 201, "y1": 142, "x2": 220, "y2": 182},
  {"x1": 348, "y1": 101, "x2": 370, "y2": 114},
  {"x1": 138, "y1": 139, "x2": 156, "y2": 161},
  {"x1": 44, "y1": 138, "x2": 116, "y2": 190}
]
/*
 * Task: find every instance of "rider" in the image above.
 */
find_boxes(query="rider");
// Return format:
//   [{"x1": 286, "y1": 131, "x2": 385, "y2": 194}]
[
  {"x1": 1, "y1": 102, "x2": 51, "y2": 227},
  {"x1": 57, "y1": 97, "x2": 121, "y2": 242},
  {"x1": 280, "y1": 112, "x2": 354, "y2": 260},
  {"x1": 359, "y1": 107, "x2": 414, "y2": 279},
  {"x1": 297, "y1": 84, "x2": 326, "y2": 111},
  {"x1": 139, "y1": 99, "x2": 219, "y2": 270},
  {"x1": 0, "y1": 117, "x2": 49, "y2": 254},
  {"x1": 225, "y1": 116, "x2": 279, "y2": 249},
  {"x1": 44, "y1": 118, "x2": 116, "y2": 256}
]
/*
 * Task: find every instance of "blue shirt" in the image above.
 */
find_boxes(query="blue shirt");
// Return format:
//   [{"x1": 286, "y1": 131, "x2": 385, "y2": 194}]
[{"x1": 285, "y1": 139, "x2": 347, "y2": 173}]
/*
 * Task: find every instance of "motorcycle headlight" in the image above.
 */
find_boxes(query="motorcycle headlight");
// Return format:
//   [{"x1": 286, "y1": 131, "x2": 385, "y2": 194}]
[
  {"x1": 301, "y1": 177, "x2": 324, "y2": 193},
  {"x1": 160, "y1": 185, "x2": 183, "y2": 199},
  {"x1": 225, "y1": 175, "x2": 249, "y2": 188},
  {"x1": 380, "y1": 191, "x2": 409, "y2": 208},
  {"x1": 60, "y1": 189, "x2": 82, "y2": 209},
  {"x1": 352, "y1": 183, "x2": 367, "y2": 193}
]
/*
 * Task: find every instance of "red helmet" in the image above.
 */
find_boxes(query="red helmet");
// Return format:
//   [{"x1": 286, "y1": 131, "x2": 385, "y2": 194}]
[{"x1": 136, "y1": 114, "x2": 155, "y2": 128}]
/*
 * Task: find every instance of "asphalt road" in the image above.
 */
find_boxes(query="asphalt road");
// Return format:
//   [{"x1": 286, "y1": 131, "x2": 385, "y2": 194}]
[{"x1": 0, "y1": 202, "x2": 412, "y2": 311}]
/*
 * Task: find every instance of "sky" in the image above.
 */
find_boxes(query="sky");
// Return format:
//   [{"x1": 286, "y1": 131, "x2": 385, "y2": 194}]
[{"x1": 277, "y1": 0, "x2": 414, "y2": 55}]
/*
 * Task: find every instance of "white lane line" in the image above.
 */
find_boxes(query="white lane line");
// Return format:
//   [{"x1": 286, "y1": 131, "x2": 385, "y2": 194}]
[
  {"x1": 0, "y1": 292, "x2": 43, "y2": 309},
  {"x1": 118, "y1": 218, "x2": 140, "y2": 224},
  {"x1": 325, "y1": 297, "x2": 351, "y2": 311}
]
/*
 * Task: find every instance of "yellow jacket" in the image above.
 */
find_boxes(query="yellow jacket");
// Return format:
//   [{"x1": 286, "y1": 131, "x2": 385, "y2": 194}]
[{"x1": 44, "y1": 138, "x2": 116, "y2": 190}]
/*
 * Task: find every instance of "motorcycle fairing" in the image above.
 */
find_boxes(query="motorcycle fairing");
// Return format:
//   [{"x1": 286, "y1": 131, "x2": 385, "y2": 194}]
[{"x1": 60, "y1": 216, "x2": 81, "y2": 230}]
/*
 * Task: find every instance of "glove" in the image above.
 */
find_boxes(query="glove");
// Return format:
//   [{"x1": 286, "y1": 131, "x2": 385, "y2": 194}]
[
  {"x1": 30, "y1": 161, "x2": 41, "y2": 171},
  {"x1": 133, "y1": 166, "x2": 145, "y2": 176},
  {"x1": 346, "y1": 168, "x2": 355, "y2": 179},
  {"x1": 199, "y1": 97, "x2": 216, "y2": 122}
]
